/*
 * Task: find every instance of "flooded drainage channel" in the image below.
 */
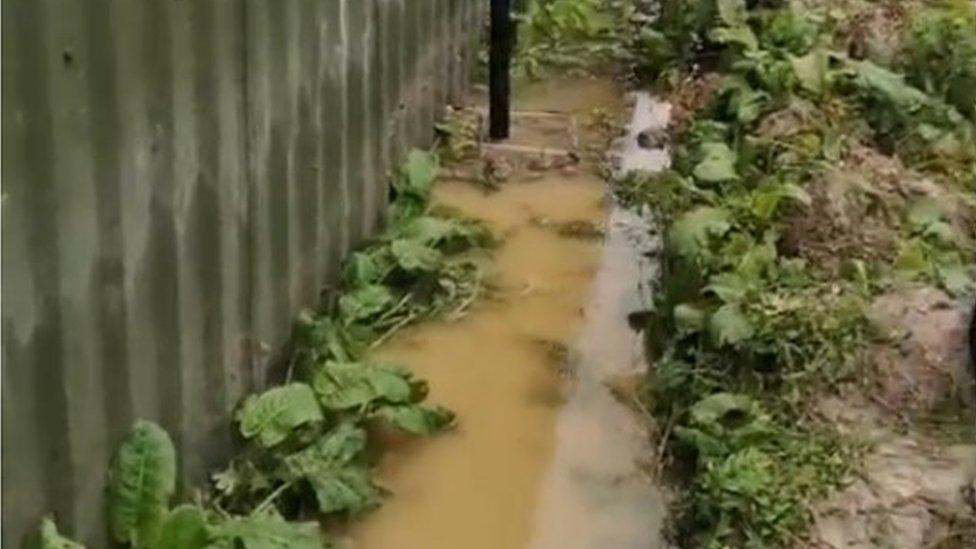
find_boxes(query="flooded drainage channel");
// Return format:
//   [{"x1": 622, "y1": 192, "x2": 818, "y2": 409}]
[{"x1": 349, "y1": 82, "x2": 669, "y2": 549}]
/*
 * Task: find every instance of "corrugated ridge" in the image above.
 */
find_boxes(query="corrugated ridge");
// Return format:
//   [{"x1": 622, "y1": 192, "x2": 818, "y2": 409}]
[{"x1": 0, "y1": 0, "x2": 482, "y2": 545}]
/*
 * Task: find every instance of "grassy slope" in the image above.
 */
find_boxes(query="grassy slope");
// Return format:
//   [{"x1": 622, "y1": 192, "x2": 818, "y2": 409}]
[
  {"x1": 619, "y1": 0, "x2": 976, "y2": 546},
  {"x1": 514, "y1": 0, "x2": 974, "y2": 545}
]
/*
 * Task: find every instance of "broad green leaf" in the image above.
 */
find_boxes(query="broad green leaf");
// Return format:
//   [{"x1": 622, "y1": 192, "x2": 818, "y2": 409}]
[
  {"x1": 923, "y1": 221, "x2": 957, "y2": 245},
  {"x1": 284, "y1": 423, "x2": 380, "y2": 515},
  {"x1": 934, "y1": 250, "x2": 973, "y2": 296},
  {"x1": 312, "y1": 361, "x2": 415, "y2": 411},
  {"x1": 668, "y1": 207, "x2": 731, "y2": 259},
  {"x1": 339, "y1": 284, "x2": 395, "y2": 323},
  {"x1": 908, "y1": 198, "x2": 946, "y2": 228},
  {"x1": 790, "y1": 49, "x2": 829, "y2": 94},
  {"x1": 295, "y1": 314, "x2": 370, "y2": 363},
  {"x1": 375, "y1": 404, "x2": 456, "y2": 435},
  {"x1": 716, "y1": 0, "x2": 748, "y2": 26},
  {"x1": 851, "y1": 60, "x2": 931, "y2": 109},
  {"x1": 396, "y1": 216, "x2": 487, "y2": 248},
  {"x1": 938, "y1": 263, "x2": 972, "y2": 296},
  {"x1": 749, "y1": 183, "x2": 810, "y2": 222},
  {"x1": 750, "y1": 190, "x2": 785, "y2": 222},
  {"x1": 705, "y1": 272, "x2": 749, "y2": 303},
  {"x1": 396, "y1": 216, "x2": 458, "y2": 244},
  {"x1": 778, "y1": 183, "x2": 812, "y2": 206},
  {"x1": 693, "y1": 143, "x2": 738, "y2": 182},
  {"x1": 731, "y1": 88, "x2": 766, "y2": 124},
  {"x1": 107, "y1": 420, "x2": 177, "y2": 547},
  {"x1": 398, "y1": 149, "x2": 439, "y2": 198},
  {"x1": 689, "y1": 392, "x2": 754, "y2": 426},
  {"x1": 709, "y1": 303, "x2": 754, "y2": 346},
  {"x1": 342, "y1": 252, "x2": 389, "y2": 287},
  {"x1": 678, "y1": 393, "x2": 770, "y2": 458},
  {"x1": 674, "y1": 303, "x2": 707, "y2": 333},
  {"x1": 734, "y1": 235, "x2": 778, "y2": 280},
  {"x1": 672, "y1": 425, "x2": 727, "y2": 459},
  {"x1": 235, "y1": 384, "x2": 323, "y2": 448},
  {"x1": 37, "y1": 517, "x2": 85, "y2": 549},
  {"x1": 206, "y1": 512, "x2": 323, "y2": 549},
  {"x1": 304, "y1": 422, "x2": 367, "y2": 463},
  {"x1": 152, "y1": 506, "x2": 209, "y2": 549},
  {"x1": 893, "y1": 239, "x2": 929, "y2": 278},
  {"x1": 688, "y1": 120, "x2": 731, "y2": 143},
  {"x1": 301, "y1": 466, "x2": 380, "y2": 516},
  {"x1": 710, "y1": 25, "x2": 758, "y2": 51},
  {"x1": 390, "y1": 239, "x2": 443, "y2": 271},
  {"x1": 389, "y1": 194, "x2": 427, "y2": 226}
]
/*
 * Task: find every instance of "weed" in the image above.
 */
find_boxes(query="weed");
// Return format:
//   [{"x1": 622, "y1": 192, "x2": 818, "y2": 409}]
[
  {"x1": 901, "y1": 1, "x2": 976, "y2": 120},
  {"x1": 611, "y1": 1, "x2": 962, "y2": 544},
  {"x1": 435, "y1": 106, "x2": 483, "y2": 163},
  {"x1": 620, "y1": 0, "x2": 976, "y2": 540},
  {"x1": 893, "y1": 198, "x2": 974, "y2": 296},
  {"x1": 671, "y1": 393, "x2": 854, "y2": 547}
]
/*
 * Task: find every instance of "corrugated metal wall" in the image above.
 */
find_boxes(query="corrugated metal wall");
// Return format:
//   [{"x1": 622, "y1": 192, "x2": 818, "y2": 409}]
[{"x1": 0, "y1": 0, "x2": 487, "y2": 545}]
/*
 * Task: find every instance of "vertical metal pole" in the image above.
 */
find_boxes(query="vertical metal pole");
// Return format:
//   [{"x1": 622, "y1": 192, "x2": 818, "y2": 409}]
[{"x1": 489, "y1": 0, "x2": 511, "y2": 140}]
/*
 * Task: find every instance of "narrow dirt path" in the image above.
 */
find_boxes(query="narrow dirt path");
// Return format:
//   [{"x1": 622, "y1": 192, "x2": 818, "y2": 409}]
[{"x1": 348, "y1": 78, "x2": 666, "y2": 549}]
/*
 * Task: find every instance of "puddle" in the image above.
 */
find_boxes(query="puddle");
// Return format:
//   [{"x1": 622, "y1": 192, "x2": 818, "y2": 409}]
[
  {"x1": 350, "y1": 174, "x2": 609, "y2": 549},
  {"x1": 514, "y1": 76, "x2": 623, "y2": 114},
  {"x1": 528, "y1": 202, "x2": 664, "y2": 549},
  {"x1": 349, "y1": 80, "x2": 669, "y2": 549},
  {"x1": 529, "y1": 90, "x2": 669, "y2": 549}
]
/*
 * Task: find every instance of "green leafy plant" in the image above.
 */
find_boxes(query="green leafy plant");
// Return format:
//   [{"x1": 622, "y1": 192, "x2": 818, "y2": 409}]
[
  {"x1": 281, "y1": 423, "x2": 380, "y2": 515},
  {"x1": 104, "y1": 420, "x2": 332, "y2": 549},
  {"x1": 235, "y1": 384, "x2": 324, "y2": 448},
  {"x1": 205, "y1": 149, "x2": 476, "y2": 525},
  {"x1": 107, "y1": 420, "x2": 177, "y2": 547},
  {"x1": 843, "y1": 59, "x2": 975, "y2": 164},
  {"x1": 893, "y1": 199, "x2": 973, "y2": 296},
  {"x1": 513, "y1": 0, "x2": 633, "y2": 78},
  {"x1": 901, "y1": 1, "x2": 976, "y2": 120},
  {"x1": 37, "y1": 148, "x2": 489, "y2": 548}
]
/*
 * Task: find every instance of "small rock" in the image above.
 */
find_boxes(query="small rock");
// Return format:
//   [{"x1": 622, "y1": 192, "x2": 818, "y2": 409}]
[
  {"x1": 636, "y1": 127, "x2": 667, "y2": 149},
  {"x1": 867, "y1": 285, "x2": 973, "y2": 412}
]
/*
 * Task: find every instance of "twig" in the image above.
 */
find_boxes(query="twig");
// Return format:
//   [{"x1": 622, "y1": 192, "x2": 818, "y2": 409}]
[
  {"x1": 375, "y1": 293, "x2": 413, "y2": 326},
  {"x1": 371, "y1": 311, "x2": 420, "y2": 349},
  {"x1": 654, "y1": 410, "x2": 677, "y2": 481},
  {"x1": 447, "y1": 285, "x2": 482, "y2": 321},
  {"x1": 253, "y1": 481, "x2": 293, "y2": 515}
]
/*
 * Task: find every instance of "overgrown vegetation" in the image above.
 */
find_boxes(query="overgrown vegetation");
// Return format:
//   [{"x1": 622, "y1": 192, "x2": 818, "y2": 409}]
[
  {"x1": 39, "y1": 150, "x2": 493, "y2": 548},
  {"x1": 616, "y1": 0, "x2": 975, "y2": 545},
  {"x1": 512, "y1": 0, "x2": 646, "y2": 78}
]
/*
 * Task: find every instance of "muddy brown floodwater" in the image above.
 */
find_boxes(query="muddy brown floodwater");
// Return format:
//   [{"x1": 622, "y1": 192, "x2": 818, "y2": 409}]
[{"x1": 349, "y1": 79, "x2": 667, "y2": 549}]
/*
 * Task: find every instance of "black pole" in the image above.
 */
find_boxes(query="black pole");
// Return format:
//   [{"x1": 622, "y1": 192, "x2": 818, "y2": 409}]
[{"x1": 489, "y1": 0, "x2": 511, "y2": 140}]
